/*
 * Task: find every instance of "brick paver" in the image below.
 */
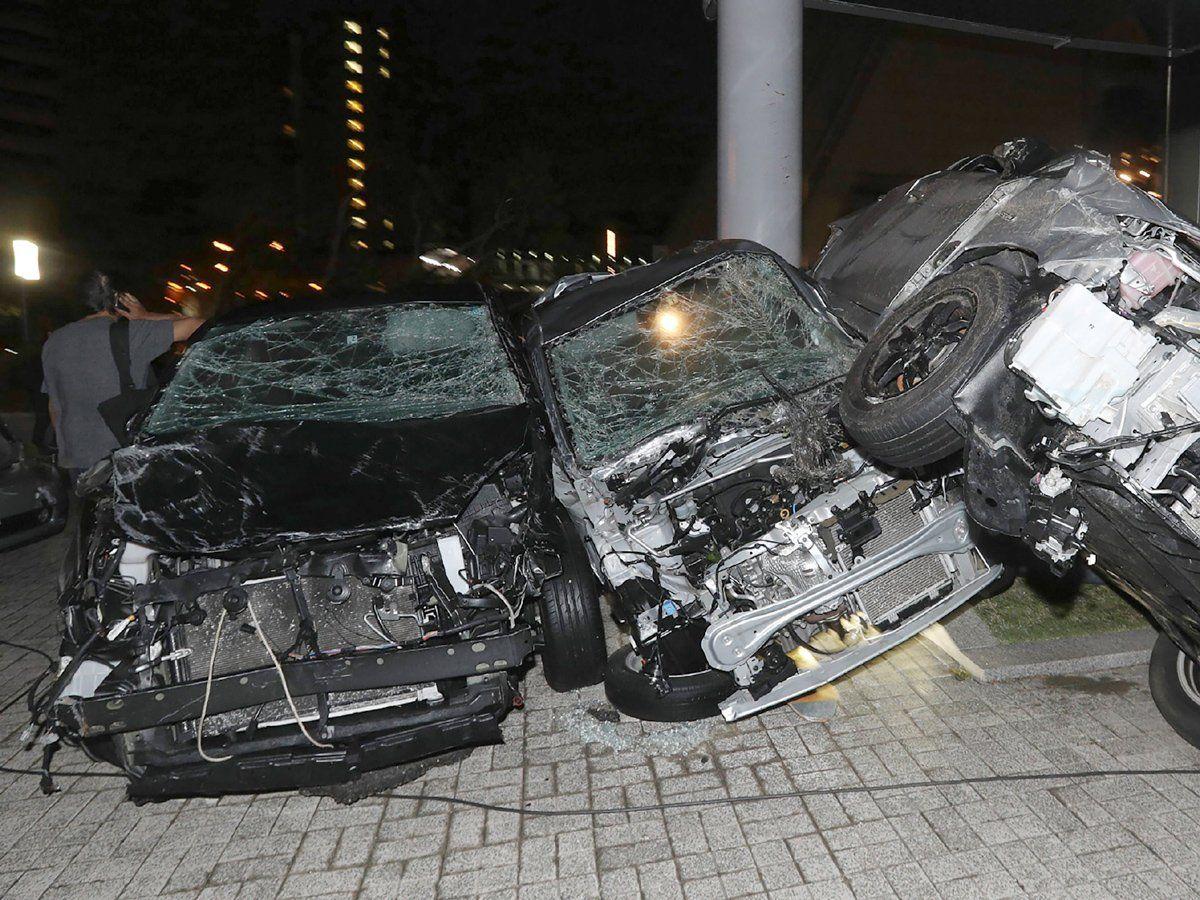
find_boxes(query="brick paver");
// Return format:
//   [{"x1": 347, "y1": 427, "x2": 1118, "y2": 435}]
[{"x1": 2, "y1": 529, "x2": 1200, "y2": 898}]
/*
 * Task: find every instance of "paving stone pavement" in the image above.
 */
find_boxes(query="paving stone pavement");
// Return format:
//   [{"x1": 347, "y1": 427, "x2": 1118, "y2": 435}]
[{"x1": 2, "y1": 529, "x2": 1200, "y2": 899}]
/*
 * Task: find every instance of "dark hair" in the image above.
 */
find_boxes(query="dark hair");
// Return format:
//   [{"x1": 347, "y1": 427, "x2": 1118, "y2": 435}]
[{"x1": 82, "y1": 271, "x2": 118, "y2": 313}]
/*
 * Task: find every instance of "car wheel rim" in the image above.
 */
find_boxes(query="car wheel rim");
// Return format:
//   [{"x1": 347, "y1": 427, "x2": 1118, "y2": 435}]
[
  {"x1": 1176, "y1": 650, "x2": 1200, "y2": 707},
  {"x1": 866, "y1": 290, "x2": 976, "y2": 400}
]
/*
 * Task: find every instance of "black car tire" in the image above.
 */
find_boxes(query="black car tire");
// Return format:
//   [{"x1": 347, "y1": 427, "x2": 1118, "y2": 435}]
[
  {"x1": 839, "y1": 265, "x2": 1021, "y2": 468},
  {"x1": 537, "y1": 518, "x2": 606, "y2": 692},
  {"x1": 1148, "y1": 633, "x2": 1200, "y2": 751},
  {"x1": 603, "y1": 646, "x2": 735, "y2": 722}
]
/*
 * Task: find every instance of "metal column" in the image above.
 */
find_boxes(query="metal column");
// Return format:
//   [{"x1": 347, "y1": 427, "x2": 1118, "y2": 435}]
[{"x1": 717, "y1": 0, "x2": 803, "y2": 264}]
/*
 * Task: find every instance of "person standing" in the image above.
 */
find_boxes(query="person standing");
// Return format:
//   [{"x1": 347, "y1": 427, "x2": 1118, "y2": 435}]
[{"x1": 41, "y1": 273, "x2": 205, "y2": 479}]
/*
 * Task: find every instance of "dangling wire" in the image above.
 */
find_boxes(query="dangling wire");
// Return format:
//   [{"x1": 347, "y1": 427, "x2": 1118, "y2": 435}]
[{"x1": 197, "y1": 609, "x2": 232, "y2": 763}]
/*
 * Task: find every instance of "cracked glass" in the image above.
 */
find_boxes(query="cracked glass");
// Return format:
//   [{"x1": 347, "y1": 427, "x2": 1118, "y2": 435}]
[
  {"x1": 547, "y1": 254, "x2": 856, "y2": 466},
  {"x1": 145, "y1": 303, "x2": 523, "y2": 435}
]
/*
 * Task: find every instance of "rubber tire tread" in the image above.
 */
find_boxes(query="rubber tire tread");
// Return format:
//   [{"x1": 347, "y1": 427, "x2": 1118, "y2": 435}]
[
  {"x1": 1148, "y1": 632, "x2": 1200, "y2": 752},
  {"x1": 538, "y1": 516, "x2": 607, "y2": 692},
  {"x1": 603, "y1": 646, "x2": 735, "y2": 722}
]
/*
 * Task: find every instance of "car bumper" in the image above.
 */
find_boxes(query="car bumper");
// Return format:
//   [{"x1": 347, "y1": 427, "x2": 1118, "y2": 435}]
[{"x1": 0, "y1": 462, "x2": 68, "y2": 552}]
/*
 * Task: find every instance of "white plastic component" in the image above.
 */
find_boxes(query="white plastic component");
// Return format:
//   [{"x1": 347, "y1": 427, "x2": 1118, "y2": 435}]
[
  {"x1": 117, "y1": 542, "x2": 156, "y2": 586},
  {"x1": 437, "y1": 534, "x2": 470, "y2": 594},
  {"x1": 1037, "y1": 466, "x2": 1072, "y2": 498},
  {"x1": 1010, "y1": 284, "x2": 1157, "y2": 426},
  {"x1": 1153, "y1": 306, "x2": 1200, "y2": 335},
  {"x1": 60, "y1": 658, "x2": 116, "y2": 699}
]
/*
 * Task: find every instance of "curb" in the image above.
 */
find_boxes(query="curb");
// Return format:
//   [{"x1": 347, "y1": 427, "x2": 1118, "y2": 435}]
[{"x1": 962, "y1": 628, "x2": 1157, "y2": 681}]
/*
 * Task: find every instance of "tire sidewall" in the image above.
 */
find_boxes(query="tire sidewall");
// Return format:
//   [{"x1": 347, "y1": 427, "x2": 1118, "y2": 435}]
[
  {"x1": 603, "y1": 646, "x2": 734, "y2": 722},
  {"x1": 1149, "y1": 632, "x2": 1200, "y2": 751}
]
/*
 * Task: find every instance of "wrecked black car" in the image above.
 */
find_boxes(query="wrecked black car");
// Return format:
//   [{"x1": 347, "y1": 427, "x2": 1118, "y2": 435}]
[
  {"x1": 524, "y1": 242, "x2": 1000, "y2": 722},
  {"x1": 827, "y1": 143, "x2": 1200, "y2": 750},
  {"x1": 33, "y1": 288, "x2": 604, "y2": 799}
]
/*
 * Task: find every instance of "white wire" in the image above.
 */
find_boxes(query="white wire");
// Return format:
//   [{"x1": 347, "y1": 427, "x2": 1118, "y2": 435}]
[
  {"x1": 479, "y1": 582, "x2": 519, "y2": 626},
  {"x1": 362, "y1": 612, "x2": 395, "y2": 645},
  {"x1": 245, "y1": 597, "x2": 334, "y2": 750},
  {"x1": 197, "y1": 609, "x2": 232, "y2": 763}
]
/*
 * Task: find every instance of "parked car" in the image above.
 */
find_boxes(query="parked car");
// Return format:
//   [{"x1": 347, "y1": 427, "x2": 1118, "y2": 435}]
[
  {"x1": 827, "y1": 142, "x2": 1200, "y2": 750},
  {"x1": 523, "y1": 241, "x2": 1000, "y2": 721},
  {"x1": 34, "y1": 287, "x2": 605, "y2": 799},
  {"x1": 0, "y1": 417, "x2": 67, "y2": 553}
]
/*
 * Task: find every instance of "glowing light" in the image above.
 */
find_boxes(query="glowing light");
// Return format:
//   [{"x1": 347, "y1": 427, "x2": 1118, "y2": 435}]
[
  {"x1": 344, "y1": 40, "x2": 362, "y2": 53},
  {"x1": 213, "y1": 262, "x2": 229, "y2": 272},
  {"x1": 346, "y1": 99, "x2": 363, "y2": 112},
  {"x1": 377, "y1": 26, "x2": 389, "y2": 39},
  {"x1": 345, "y1": 60, "x2": 363, "y2": 76},
  {"x1": 282, "y1": 124, "x2": 296, "y2": 137},
  {"x1": 653, "y1": 307, "x2": 685, "y2": 338},
  {"x1": 382, "y1": 218, "x2": 393, "y2": 231},
  {"x1": 195, "y1": 281, "x2": 212, "y2": 291},
  {"x1": 1139, "y1": 169, "x2": 1152, "y2": 178},
  {"x1": 1118, "y1": 171, "x2": 1133, "y2": 183},
  {"x1": 379, "y1": 47, "x2": 390, "y2": 59},
  {"x1": 352, "y1": 239, "x2": 368, "y2": 249},
  {"x1": 308, "y1": 282, "x2": 323, "y2": 291},
  {"x1": 382, "y1": 240, "x2": 395, "y2": 249},
  {"x1": 350, "y1": 215, "x2": 367, "y2": 228},
  {"x1": 254, "y1": 290, "x2": 269, "y2": 299},
  {"x1": 345, "y1": 79, "x2": 363, "y2": 94},
  {"x1": 212, "y1": 240, "x2": 234, "y2": 252},
  {"x1": 166, "y1": 281, "x2": 182, "y2": 291},
  {"x1": 378, "y1": 66, "x2": 390, "y2": 79},
  {"x1": 11, "y1": 240, "x2": 39, "y2": 280},
  {"x1": 347, "y1": 138, "x2": 365, "y2": 151},
  {"x1": 350, "y1": 196, "x2": 367, "y2": 209},
  {"x1": 269, "y1": 241, "x2": 284, "y2": 251},
  {"x1": 605, "y1": 229, "x2": 617, "y2": 258},
  {"x1": 3, "y1": 347, "x2": 17, "y2": 356},
  {"x1": 185, "y1": 285, "x2": 197, "y2": 292},
  {"x1": 347, "y1": 158, "x2": 366, "y2": 171},
  {"x1": 1149, "y1": 190, "x2": 1164, "y2": 199},
  {"x1": 348, "y1": 177, "x2": 364, "y2": 191},
  {"x1": 344, "y1": 20, "x2": 362, "y2": 34},
  {"x1": 180, "y1": 263, "x2": 192, "y2": 271},
  {"x1": 346, "y1": 118, "x2": 364, "y2": 132}
]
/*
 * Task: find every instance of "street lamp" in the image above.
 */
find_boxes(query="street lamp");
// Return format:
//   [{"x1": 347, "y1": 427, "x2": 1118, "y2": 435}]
[{"x1": 12, "y1": 239, "x2": 39, "y2": 342}]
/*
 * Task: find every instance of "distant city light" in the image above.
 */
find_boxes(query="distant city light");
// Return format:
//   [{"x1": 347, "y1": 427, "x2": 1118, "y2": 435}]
[
  {"x1": 345, "y1": 80, "x2": 363, "y2": 94},
  {"x1": 379, "y1": 47, "x2": 390, "y2": 59},
  {"x1": 269, "y1": 241, "x2": 285, "y2": 251},
  {"x1": 1118, "y1": 171, "x2": 1133, "y2": 183},
  {"x1": 213, "y1": 262, "x2": 229, "y2": 272},
  {"x1": 382, "y1": 240, "x2": 395, "y2": 249},
  {"x1": 167, "y1": 281, "x2": 183, "y2": 291},
  {"x1": 254, "y1": 290, "x2": 268, "y2": 299},
  {"x1": 346, "y1": 119, "x2": 364, "y2": 132},
  {"x1": 195, "y1": 281, "x2": 212, "y2": 290},
  {"x1": 352, "y1": 239, "x2": 369, "y2": 249},
  {"x1": 3, "y1": 347, "x2": 18, "y2": 356},
  {"x1": 346, "y1": 99, "x2": 364, "y2": 113},
  {"x1": 382, "y1": 219, "x2": 393, "y2": 230},
  {"x1": 350, "y1": 197, "x2": 367, "y2": 209},
  {"x1": 308, "y1": 282, "x2": 323, "y2": 291},
  {"x1": 185, "y1": 285, "x2": 197, "y2": 292},
  {"x1": 348, "y1": 177, "x2": 364, "y2": 191},
  {"x1": 377, "y1": 27, "x2": 390, "y2": 39},
  {"x1": 345, "y1": 59, "x2": 363, "y2": 75},
  {"x1": 212, "y1": 240, "x2": 234, "y2": 252},
  {"x1": 605, "y1": 229, "x2": 617, "y2": 258},
  {"x1": 347, "y1": 138, "x2": 365, "y2": 152},
  {"x1": 344, "y1": 20, "x2": 362, "y2": 34},
  {"x1": 350, "y1": 216, "x2": 367, "y2": 228},
  {"x1": 1139, "y1": 169, "x2": 1152, "y2": 178},
  {"x1": 378, "y1": 66, "x2": 390, "y2": 79},
  {"x1": 344, "y1": 40, "x2": 362, "y2": 54},
  {"x1": 180, "y1": 263, "x2": 192, "y2": 271},
  {"x1": 11, "y1": 239, "x2": 39, "y2": 281},
  {"x1": 282, "y1": 124, "x2": 296, "y2": 137},
  {"x1": 347, "y1": 158, "x2": 366, "y2": 171}
]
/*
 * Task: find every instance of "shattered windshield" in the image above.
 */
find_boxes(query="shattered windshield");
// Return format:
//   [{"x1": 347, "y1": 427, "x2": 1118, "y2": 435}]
[
  {"x1": 145, "y1": 303, "x2": 523, "y2": 435},
  {"x1": 547, "y1": 254, "x2": 856, "y2": 466}
]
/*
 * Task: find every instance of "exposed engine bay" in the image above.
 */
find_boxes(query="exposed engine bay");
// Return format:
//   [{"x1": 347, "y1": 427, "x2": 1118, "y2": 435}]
[
  {"x1": 555, "y1": 406, "x2": 997, "y2": 721},
  {"x1": 32, "y1": 464, "x2": 547, "y2": 800}
]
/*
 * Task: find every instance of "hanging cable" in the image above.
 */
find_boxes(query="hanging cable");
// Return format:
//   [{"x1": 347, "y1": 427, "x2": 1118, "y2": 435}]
[{"x1": 197, "y1": 609, "x2": 231, "y2": 763}]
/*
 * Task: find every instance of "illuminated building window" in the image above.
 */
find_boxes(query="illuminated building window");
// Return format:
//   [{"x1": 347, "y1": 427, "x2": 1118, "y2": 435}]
[
  {"x1": 282, "y1": 124, "x2": 296, "y2": 137},
  {"x1": 378, "y1": 66, "x2": 390, "y2": 79},
  {"x1": 269, "y1": 241, "x2": 285, "y2": 251},
  {"x1": 214, "y1": 262, "x2": 229, "y2": 273},
  {"x1": 382, "y1": 240, "x2": 395, "y2": 249},
  {"x1": 377, "y1": 27, "x2": 389, "y2": 40},
  {"x1": 347, "y1": 138, "x2": 365, "y2": 152},
  {"x1": 345, "y1": 59, "x2": 363, "y2": 75},
  {"x1": 344, "y1": 40, "x2": 362, "y2": 54},
  {"x1": 379, "y1": 47, "x2": 390, "y2": 59},
  {"x1": 350, "y1": 196, "x2": 367, "y2": 209},
  {"x1": 348, "y1": 158, "x2": 366, "y2": 171},
  {"x1": 348, "y1": 177, "x2": 364, "y2": 190},
  {"x1": 346, "y1": 118, "x2": 364, "y2": 132},
  {"x1": 344, "y1": 20, "x2": 361, "y2": 34},
  {"x1": 345, "y1": 79, "x2": 363, "y2": 94},
  {"x1": 353, "y1": 240, "x2": 369, "y2": 250},
  {"x1": 350, "y1": 216, "x2": 368, "y2": 228},
  {"x1": 382, "y1": 218, "x2": 394, "y2": 231},
  {"x1": 346, "y1": 98, "x2": 363, "y2": 112}
]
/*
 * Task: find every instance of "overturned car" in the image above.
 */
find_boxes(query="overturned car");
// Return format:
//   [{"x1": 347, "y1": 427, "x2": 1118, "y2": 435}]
[
  {"x1": 826, "y1": 143, "x2": 1200, "y2": 749},
  {"x1": 33, "y1": 289, "x2": 605, "y2": 799},
  {"x1": 525, "y1": 242, "x2": 1000, "y2": 721}
]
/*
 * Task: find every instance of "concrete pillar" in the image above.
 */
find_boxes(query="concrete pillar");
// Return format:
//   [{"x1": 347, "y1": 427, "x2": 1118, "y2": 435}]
[
  {"x1": 1166, "y1": 52, "x2": 1200, "y2": 223},
  {"x1": 717, "y1": 0, "x2": 803, "y2": 264}
]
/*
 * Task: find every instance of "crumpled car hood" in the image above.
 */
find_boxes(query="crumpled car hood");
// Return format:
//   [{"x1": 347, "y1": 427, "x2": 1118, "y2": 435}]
[
  {"x1": 814, "y1": 148, "x2": 1200, "y2": 336},
  {"x1": 112, "y1": 408, "x2": 532, "y2": 554}
]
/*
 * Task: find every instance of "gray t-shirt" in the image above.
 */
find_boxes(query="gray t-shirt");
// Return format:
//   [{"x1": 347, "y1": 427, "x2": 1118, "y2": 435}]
[{"x1": 41, "y1": 317, "x2": 174, "y2": 469}]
